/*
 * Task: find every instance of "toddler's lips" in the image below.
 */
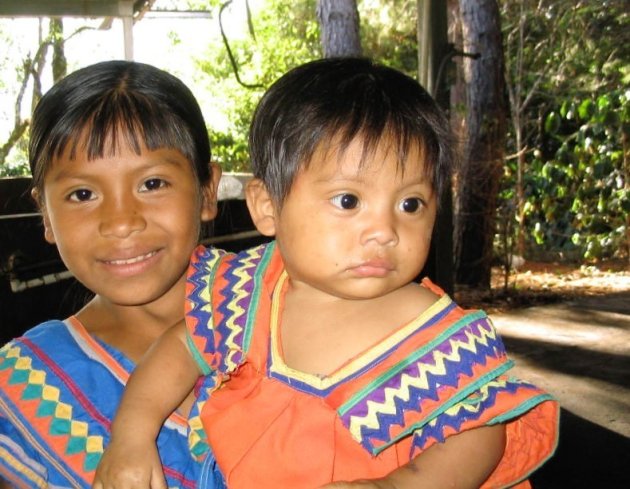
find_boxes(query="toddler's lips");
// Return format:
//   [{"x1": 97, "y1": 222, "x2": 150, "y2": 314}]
[{"x1": 349, "y1": 260, "x2": 394, "y2": 277}]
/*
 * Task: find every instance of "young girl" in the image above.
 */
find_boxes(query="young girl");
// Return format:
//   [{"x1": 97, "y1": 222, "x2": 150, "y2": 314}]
[
  {"x1": 0, "y1": 60, "x2": 225, "y2": 488},
  {"x1": 94, "y1": 58, "x2": 559, "y2": 489}
]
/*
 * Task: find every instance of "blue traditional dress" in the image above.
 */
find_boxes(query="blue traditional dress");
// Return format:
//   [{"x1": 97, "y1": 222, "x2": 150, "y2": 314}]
[{"x1": 0, "y1": 316, "x2": 224, "y2": 488}]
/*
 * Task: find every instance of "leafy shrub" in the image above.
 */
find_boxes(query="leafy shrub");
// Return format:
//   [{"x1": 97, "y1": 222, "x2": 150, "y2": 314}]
[{"x1": 524, "y1": 89, "x2": 629, "y2": 260}]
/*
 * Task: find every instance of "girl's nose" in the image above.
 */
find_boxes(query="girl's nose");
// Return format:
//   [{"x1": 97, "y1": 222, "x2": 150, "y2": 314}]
[{"x1": 99, "y1": 197, "x2": 147, "y2": 238}]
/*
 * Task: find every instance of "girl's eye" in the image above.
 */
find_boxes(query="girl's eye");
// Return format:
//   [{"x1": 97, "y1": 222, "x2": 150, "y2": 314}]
[
  {"x1": 68, "y1": 189, "x2": 94, "y2": 202},
  {"x1": 140, "y1": 178, "x2": 167, "y2": 192},
  {"x1": 331, "y1": 193, "x2": 359, "y2": 210},
  {"x1": 400, "y1": 197, "x2": 423, "y2": 213}
]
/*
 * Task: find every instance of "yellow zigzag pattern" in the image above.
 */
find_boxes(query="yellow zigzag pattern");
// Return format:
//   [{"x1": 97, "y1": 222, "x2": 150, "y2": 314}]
[
  {"x1": 190, "y1": 250, "x2": 220, "y2": 356},
  {"x1": 347, "y1": 323, "x2": 498, "y2": 440},
  {"x1": 222, "y1": 249, "x2": 261, "y2": 371}
]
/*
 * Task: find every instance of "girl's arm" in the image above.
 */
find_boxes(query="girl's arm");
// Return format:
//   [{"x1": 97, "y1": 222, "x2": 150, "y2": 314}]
[
  {"x1": 92, "y1": 321, "x2": 201, "y2": 489},
  {"x1": 322, "y1": 424, "x2": 506, "y2": 489}
]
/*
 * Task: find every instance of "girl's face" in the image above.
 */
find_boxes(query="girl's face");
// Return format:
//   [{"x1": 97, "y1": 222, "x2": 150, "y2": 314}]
[
  {"x1": 36, "y1": 141, "x2": 218, "y2": 310},
  {"x1": 259, "y1": 135, "x2": 437, "y2": 302}
]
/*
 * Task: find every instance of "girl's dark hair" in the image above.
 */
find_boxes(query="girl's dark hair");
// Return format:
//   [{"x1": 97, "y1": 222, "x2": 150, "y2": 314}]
[
  {"x1": 29, "y1": 60, "x2": 211, "y2": 194},
  {"x1": 249, "y1": 57, "x2": 454, "y2": 206}
]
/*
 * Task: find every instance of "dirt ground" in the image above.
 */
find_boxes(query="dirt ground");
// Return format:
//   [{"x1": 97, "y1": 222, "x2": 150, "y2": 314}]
[
  {"x1": 455, "y1": 258, "x2": 630, "y2": 314},
  {"x1": 456, "y1": 260, "x2": 630, "y2": 489}
]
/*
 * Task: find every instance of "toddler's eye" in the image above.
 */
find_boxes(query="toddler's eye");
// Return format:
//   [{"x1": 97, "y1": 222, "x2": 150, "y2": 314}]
[
  {"x1": 140, "y1": 178, "x2": 167, "y2": 192},
  {"x1": 331, "y1": 193, "x2": 359, "y2": 210},
  {"x1": 68, "y1": 189, "x2": 94, "y2": 202},
  {"x1": 400, "y1": 198, "x2": 423, "y2": 213}
]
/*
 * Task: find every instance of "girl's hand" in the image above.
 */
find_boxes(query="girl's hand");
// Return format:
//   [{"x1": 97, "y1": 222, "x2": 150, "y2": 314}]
[
  {"x1": 91, "y1": 440, "x2": 166, "y2": 489},
  {"x1": 91, "y1": 321, "x2": 199, "y2": 489}
]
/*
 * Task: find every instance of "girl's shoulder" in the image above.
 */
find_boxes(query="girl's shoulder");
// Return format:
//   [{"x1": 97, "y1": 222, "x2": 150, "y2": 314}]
[
  {"x1": 2, "y1": 318, "x2": 70, "y2": 348},
  {"x1": 1, "y1": 316, "x2": 132, "y2": 383}
]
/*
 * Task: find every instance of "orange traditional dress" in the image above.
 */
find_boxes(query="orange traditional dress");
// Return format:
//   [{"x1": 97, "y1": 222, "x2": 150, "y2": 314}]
[{"x1": 185, "y1": 242, "x2": 559, "y2": 489}]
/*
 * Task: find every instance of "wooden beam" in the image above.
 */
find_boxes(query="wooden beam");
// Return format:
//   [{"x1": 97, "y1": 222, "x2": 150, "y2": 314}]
[
  {"x1": 417, "y1": 0, "x2": 454, "y2": 295},
  {"x1": 0, "y1": 1, "x2": 134, "y2": 18}
]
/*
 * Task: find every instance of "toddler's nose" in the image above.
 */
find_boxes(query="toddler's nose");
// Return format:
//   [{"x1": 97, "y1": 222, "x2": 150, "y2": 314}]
[{"x1": 360, "y1": 209, "x2": 399, "y2": 247}]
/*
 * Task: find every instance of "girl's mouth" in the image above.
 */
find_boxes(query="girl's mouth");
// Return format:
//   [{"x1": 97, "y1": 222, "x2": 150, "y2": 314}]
[{"x1": 106, "y1": 250, "x2": 158, "y2": 266}]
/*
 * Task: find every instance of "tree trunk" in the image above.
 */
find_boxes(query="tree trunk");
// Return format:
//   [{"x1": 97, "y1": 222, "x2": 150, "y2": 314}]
[
  {"x1": 453, "y1": 0, "x2": 507, "y2": 288},
  {"x1": 51, "y1": 18, "x2": 67, "y2": 83},
  {"x1": 317, "y1": 0, "x2": 361, "y2": 57}
]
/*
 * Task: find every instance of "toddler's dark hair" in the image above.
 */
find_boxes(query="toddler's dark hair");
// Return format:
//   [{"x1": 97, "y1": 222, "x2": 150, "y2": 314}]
[{"x1": 248, "y1": 57, "x2": 454, "y2": 205}]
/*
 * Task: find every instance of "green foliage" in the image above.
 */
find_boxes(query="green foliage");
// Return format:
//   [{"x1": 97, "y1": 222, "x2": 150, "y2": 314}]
[
  {"x1": 0, "y1": 158, "x2": 29, "y2": 177},
  {"x1": 521, "y1": 89, "x2": 629, "y2": 260},
  {"x1": 359, "y1": 0, "x2": 418, "y2": 76},
  {"x1": 500, "y1": 0, "x2": 629, "y2": 261},
  {"x1": 194, "y1": 0, "x2": 420, "y2": 172},
  {"x1": 193, "y1": 0, "x2": 320, "y2": 171},
  {"x1": 210, "y1": 130, "x2": 249, "y2": 172}
]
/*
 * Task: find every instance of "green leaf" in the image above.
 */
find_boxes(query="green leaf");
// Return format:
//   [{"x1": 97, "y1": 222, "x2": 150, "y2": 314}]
[
  {"x1": 545, "y1": 111, "x2": 561, "y2": 134},
  {"x1": 578, "y1": 99, "x2": 595, "y2": 120}
]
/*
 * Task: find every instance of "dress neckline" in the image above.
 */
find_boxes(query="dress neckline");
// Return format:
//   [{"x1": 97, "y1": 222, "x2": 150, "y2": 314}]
[
  {"x1": 267, "y1": 272, "x2": 454, "y2": 391},
  {"x1": 65, "y1": 316, "x2": 189, "y2": 426}
]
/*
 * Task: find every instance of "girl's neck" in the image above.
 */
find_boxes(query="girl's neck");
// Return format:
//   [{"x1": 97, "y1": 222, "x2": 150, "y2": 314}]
[{"x1": 75, "y1": 276, "x2": 186, "y2": 363}]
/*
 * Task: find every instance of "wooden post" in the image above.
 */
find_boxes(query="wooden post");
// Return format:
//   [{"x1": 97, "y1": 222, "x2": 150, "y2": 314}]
[
  {"x1": 417, "y1": 0, "x2": 454, "y2": 294},
  {"x1": 119, "y1": 1, "x2": 134, "y2": 60}
]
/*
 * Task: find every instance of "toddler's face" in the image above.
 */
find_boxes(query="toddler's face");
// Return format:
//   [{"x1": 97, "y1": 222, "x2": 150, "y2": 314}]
[
  {"x1": 273, "y1": 135, "x2": 437, "y2": 301},
  {"x1": 37, "y1": 141, "x2": 214, "y2": 308}
]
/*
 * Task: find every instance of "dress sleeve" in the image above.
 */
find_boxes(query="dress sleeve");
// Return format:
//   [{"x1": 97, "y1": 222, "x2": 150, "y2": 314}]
[
  {"x1": 410, "y1": 375, "x2": 559, "y2": 488},
  {"x1": 185, "y1": 246, "x2": 229, "y2": 376},
  {"x1": 0, "y1": 341, "x2": 49, "y2": 488},
  {"x1": 337, "y1": 303, "x2": 559, "y2": 488},
  {"x1": 184, "y1": 246, "x2": 234, "y2": 462},
  {"x1": 185, "y1": 244, "x2": 273, "y2": 376}
]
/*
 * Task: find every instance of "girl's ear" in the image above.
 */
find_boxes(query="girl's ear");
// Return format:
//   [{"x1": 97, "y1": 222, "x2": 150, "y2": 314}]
[
  {"x1": 31, "y1": 188, "x2": 56, "y2": 244},
  {"x1": 200, "y1": 162, "x2": 222, "y2": 222},
  {"x1": 245, "y1": 178, "x2": 277, "y2": 237}
]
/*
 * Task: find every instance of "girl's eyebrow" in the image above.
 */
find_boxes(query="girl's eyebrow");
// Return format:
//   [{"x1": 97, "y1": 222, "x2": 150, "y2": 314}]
[{"x1": 50, "y1": 156, "x2": 188, "y2": 183}]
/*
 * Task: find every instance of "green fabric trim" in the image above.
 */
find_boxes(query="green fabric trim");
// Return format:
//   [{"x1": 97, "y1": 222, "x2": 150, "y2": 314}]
[
  {"x1": 241, "y1": 242, "x2": 276, "y2": 355},
  {"x1": 488, "y1": 393, "x2": 555, "y2": 425},
  {"x1": 187, "y1": 334, "x2": 212, "y2": 376},
  {"x1": 339, "y1": 310, "x2": 488, "y2": 415}
]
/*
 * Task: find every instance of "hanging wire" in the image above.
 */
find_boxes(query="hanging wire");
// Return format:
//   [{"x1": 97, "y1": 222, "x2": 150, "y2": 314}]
[{"x1": 219, "y1": 0, "x2": 264, "y2": 89}]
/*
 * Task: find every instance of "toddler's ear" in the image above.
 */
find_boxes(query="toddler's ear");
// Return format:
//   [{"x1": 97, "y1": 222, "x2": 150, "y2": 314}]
[
  {"x1": 200, "y1": 162, "x2": 222, "y2": 222},
  {"x1": 31, "y1": 188, "x2": 55, "y2": 244},
  {"x1": 245, "y1": 178, "x2": 276, "y2": 237}
]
